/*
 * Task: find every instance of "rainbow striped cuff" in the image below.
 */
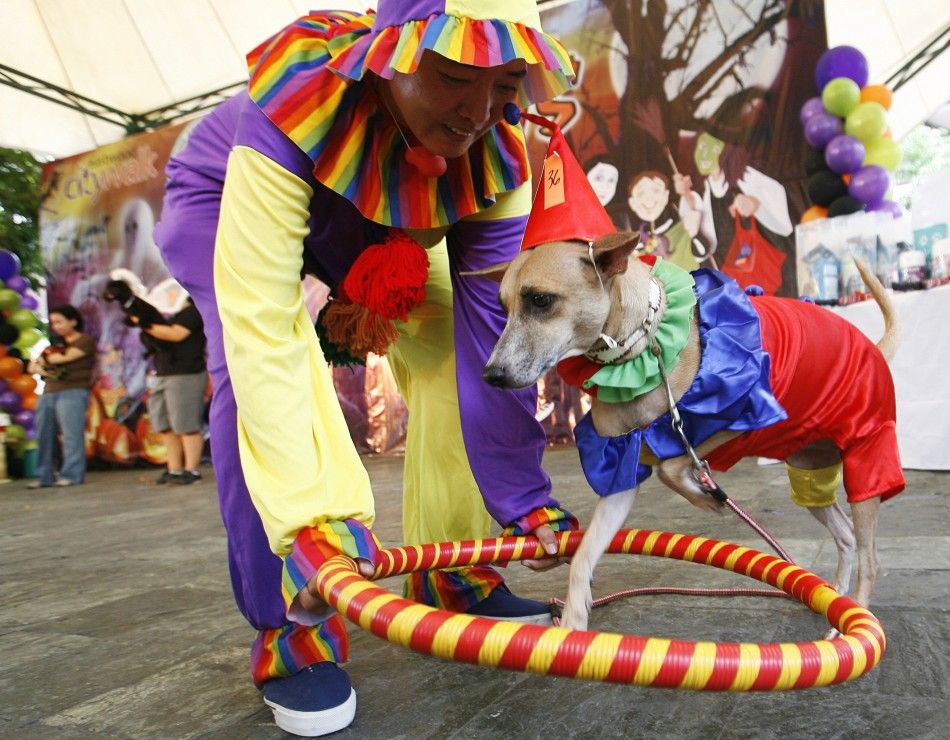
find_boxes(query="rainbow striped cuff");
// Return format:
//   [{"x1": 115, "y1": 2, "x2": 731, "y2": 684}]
[
  {"x1": 502, "y1": 506, "x2": 579, "y2": 536},
  {"x1": 403, "y1": 566, "x2": 504, "y2": 612},
  {"x1": 250, "y1": 616, "x2": 349, "y2": 686},
  {"x1": 282, "y1": 519, "x2": 380, "y2": 622}
]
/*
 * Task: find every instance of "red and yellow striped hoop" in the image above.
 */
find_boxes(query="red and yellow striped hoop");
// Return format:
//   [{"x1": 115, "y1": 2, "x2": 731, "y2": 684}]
[{"x1": 314, "y1": 529, "x2": 885, "y2": 690}]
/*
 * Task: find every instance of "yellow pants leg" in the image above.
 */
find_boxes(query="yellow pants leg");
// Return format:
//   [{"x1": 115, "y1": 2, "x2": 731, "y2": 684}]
[
  {"x1": 386, "y1": 241, "x2": 491, "y2": 547},
  {"x1": 786, "y1": 462, "x2": 842, "y2": 508}
]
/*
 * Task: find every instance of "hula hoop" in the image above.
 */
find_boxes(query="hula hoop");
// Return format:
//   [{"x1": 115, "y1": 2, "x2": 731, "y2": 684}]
[{"x1": 314, "y1": 529, "x2": 885, "y2": 691}]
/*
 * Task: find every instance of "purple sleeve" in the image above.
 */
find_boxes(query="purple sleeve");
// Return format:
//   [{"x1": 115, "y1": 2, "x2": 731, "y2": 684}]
[
  {"x1": 170, "y1": 91, "x2": 316, "y2": 187},
  {"x1": 447, "y1": 217, "x2": 563, "y2": 526}
]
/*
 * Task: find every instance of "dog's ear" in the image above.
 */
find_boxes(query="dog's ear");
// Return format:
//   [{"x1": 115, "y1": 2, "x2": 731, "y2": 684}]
[
  {"x1": 459, "y1": 260, "x2": 511, "y2": 283},
  {"x1": 591, "y1": 232, "x2": 640, "y2": 279}
]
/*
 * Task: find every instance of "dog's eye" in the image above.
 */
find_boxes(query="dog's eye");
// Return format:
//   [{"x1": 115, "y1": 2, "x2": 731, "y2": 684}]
[{"x1": 530, "y1": 293, "x2": 554, "y2": 309}]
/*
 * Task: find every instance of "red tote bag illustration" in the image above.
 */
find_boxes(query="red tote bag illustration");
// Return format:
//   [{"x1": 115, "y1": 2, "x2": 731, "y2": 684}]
[{"x1": 721, "y1": 215, "x2": 787, "y2": 295}]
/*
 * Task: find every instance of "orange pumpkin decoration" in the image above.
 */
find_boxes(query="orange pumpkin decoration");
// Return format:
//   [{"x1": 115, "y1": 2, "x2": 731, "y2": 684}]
[
  {"x1": 135, "y1": 413, "x2": 167, "y2": 466},
  {"x1": 95, "y1": 418, "x2": 138, "y2": 465},
  {"x1": 85, "y1": 392, "x2": 104, "y2": 459}
]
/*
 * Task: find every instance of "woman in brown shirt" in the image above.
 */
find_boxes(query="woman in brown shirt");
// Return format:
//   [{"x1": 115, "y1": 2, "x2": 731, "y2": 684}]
[{"x1": 27, "y1": 305, "x2": 95, "y2": 487}]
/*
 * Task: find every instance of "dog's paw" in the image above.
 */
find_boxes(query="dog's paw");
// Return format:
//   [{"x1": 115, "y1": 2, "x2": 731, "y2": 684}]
[{"x1": 559, "y1": 600, "x2": 592, "y2": 631}]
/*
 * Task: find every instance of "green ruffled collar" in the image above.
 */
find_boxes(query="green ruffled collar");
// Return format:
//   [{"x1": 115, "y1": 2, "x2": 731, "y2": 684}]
[{"x1": 584, "y1": 258, "x2": 696, "y2": 403}]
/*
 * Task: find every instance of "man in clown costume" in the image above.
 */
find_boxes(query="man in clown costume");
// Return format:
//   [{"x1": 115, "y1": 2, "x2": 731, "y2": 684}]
[{"x1": 154, "y1": 1, "x2": 577, "y2": 735}]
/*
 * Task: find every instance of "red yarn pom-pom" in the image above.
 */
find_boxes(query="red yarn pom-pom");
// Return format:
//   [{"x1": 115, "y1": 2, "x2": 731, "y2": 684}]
[{"x1": 342, "y1": 232, "x2": 429, "y2": 321}]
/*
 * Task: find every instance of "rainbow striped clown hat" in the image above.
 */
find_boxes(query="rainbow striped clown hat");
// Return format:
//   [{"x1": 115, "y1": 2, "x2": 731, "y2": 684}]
[{"x1": 326, "y1": 0, "x2": 576, "y2": 107}]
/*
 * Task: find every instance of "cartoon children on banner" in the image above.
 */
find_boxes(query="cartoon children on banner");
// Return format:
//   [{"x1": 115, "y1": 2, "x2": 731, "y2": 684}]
[
  {"x1": 625, "y1": 169, "x2": 710, "y2": 272},
  {"x1": 584, "y1": 157, "x2": 631, "y2": 230}
]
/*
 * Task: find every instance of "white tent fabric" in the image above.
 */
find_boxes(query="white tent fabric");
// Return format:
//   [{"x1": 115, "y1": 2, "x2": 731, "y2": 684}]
[
  {"x1": 1, "y1": 0, "x2": 947, "y2": 160},
  {"x1": 0, "y1": 0, "x2": 374, "y2": 159}
]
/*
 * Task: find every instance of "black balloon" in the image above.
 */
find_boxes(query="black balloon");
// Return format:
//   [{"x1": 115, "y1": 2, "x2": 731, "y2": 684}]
[
  {"x1": 828, "y1": 195, "x2": 865, "y2": 217},
  {"x1": 6, "y1": 347, "x2": 22, "y2": 359},
  {"x1": 0, "y1": 323, "x2": 18, "y2": 345},
  {"x1": 804, "y1": 147, "x2": 828, "y2": 176},
  {"x1": 807, "y1": 170, "x2": 848, "y2": 207}
]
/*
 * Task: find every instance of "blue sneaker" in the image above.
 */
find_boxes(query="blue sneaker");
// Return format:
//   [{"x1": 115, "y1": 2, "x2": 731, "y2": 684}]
[
  {"x1": 261, "y1": 663, "x2": 356, "y2": 737},
  {"x1": 465, "y1": 583, "x2": 554, "y2": 625}
]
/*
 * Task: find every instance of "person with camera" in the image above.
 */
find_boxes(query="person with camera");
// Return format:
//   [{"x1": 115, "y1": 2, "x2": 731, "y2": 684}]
[{"x1": 132, "y1": 296, "x2": 208, "y2": 485}]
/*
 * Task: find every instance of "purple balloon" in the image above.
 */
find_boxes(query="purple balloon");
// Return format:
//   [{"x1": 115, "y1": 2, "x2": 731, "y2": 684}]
[
  {"x1": 5, "y1": 275, "x2": 28, "y2": 293},
  {"x1": 25, "y1": 427, "x2": 36, "y2": 441},
  {"x1": 0, "y1": 250, "x2": 20, "y2": 282},
  {"x1": 0, "y1": 378, "x2": 7, "y2": 394},
  {"x1": 799, "y1": 96, "x2": 826, "y2": 126},
  {"x1": 824, "y1": 134, "x2": 866, "y2": 174},
  {"x1": 848, "y1": 165, "x2": 890, "y2": 206},
  {"x1": 13, "y1": 409, "x2": 34, "y2": 428},
  {"x1": 19, "y1": 294, "x2": 38, "y2": 310},
  {"x1": 816, "y1": 45, "x2": 869, "y2": 90},
  {"x1": 804, "y1": 113, "x2": 843, "y2": 149},
  {"x1": 0, "y1": 389, "x2": 21, "y2": 413},
  {"x1": 867, "y1": 199, "x2": 904, "y2": 219}
]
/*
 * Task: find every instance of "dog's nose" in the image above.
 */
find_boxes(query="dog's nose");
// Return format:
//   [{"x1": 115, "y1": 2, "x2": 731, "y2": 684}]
[{"x1": 482, "y1": 365, "x2": 509, "y2": 387}]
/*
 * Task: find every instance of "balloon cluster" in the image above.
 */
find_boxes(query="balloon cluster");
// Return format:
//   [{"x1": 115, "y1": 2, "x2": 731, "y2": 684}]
[
  {"x1": 0, "y1": 249, "x2": 44, "y2": 454},
  {"x1": 800, "y1": 46, "x2": 903, "y2": 224}
]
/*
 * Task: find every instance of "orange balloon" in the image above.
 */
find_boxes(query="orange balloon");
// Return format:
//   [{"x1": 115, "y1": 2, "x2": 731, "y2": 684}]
[
  {"x1": 883, "y1": 128, "x2": 893, "y2": 139},
  {"x1": 0, "y1": 345, "x2": 7, "y2": 359},
  {"x1": 860, "y1": 84, "x2": 893, "y2": 111},
  {"x1": 800, "y1": 205, "x2": 829, "y2": 224},
  {"x1": 21, "y1": 393, "x2": 38, "y2": 410},
  {"x1": 9, "y1": 373, "x2": 37, "y2": 397},
  {"x1": 842, "y1": 174, "x2": 851, "y2": 185},
  {"x1": 0, "y1": 356, "x2": 22, "y2": 378}
]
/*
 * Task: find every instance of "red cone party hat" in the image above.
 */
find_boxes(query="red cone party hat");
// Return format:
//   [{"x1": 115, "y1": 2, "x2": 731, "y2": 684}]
[{"x1": 520, "y1": 112, "x2": 617, "y2": 250}]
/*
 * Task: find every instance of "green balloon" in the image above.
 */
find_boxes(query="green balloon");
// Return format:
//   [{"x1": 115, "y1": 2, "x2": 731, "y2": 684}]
[
  {"x1": 8, "y1": 308, "x2": 36, "y2": 331},
  {"x1": 864, "y1": 138, "x2": 902, "y2": 171},
  {"x1": 846, "y1": 102, "x2": 888, "y2": 143},
  {"x1": 4, "y1": 424, "x2": 25, "y2": 443},
  {"x1": 0, "y1": 289, "x2": 20, "y2": 312},
  {"x1": 14, "y1": 327, "x2": 42, "y2": 350},
  {"x1": 821, "y1": 77, "x2": 861, "y2": 117}
]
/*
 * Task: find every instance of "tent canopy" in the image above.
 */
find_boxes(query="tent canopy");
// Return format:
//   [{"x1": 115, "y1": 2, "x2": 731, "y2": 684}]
[
  {"x1": 1, "y1": 0, "x2": 947, "y2": 160},
  {"x1": 0, "y1": 0, "x2": 373, "y2": 159}
]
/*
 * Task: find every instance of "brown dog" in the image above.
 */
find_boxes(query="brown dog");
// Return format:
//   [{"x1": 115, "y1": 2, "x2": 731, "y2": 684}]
[{"x1": 473, "y1": 232, "x2": 902, "y2": 630}]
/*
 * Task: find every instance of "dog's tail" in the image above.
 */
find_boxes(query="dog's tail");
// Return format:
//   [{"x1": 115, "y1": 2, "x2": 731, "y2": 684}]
[{"x1": 854, "y1": 257, "x2": 900, "y2": 362}]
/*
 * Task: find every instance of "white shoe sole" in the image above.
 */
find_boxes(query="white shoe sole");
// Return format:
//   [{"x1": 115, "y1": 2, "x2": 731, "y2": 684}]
[{"x1": 265, "y1": 688, "x2": 356, "y2": 737}]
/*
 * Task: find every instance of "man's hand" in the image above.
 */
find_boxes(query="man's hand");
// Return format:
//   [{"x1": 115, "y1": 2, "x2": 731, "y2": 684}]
[
  {"x1": 296, "y1": 557, "x2": 376, "y2": 617},
  {"x1": 521, "y1": 524, "x2": 570, "y2": 571}
]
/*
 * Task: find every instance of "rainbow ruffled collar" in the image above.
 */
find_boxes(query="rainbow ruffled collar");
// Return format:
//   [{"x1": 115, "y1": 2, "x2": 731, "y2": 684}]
[{"x1": 245, "y1": 11, "x2": 571, "y2": 230}]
